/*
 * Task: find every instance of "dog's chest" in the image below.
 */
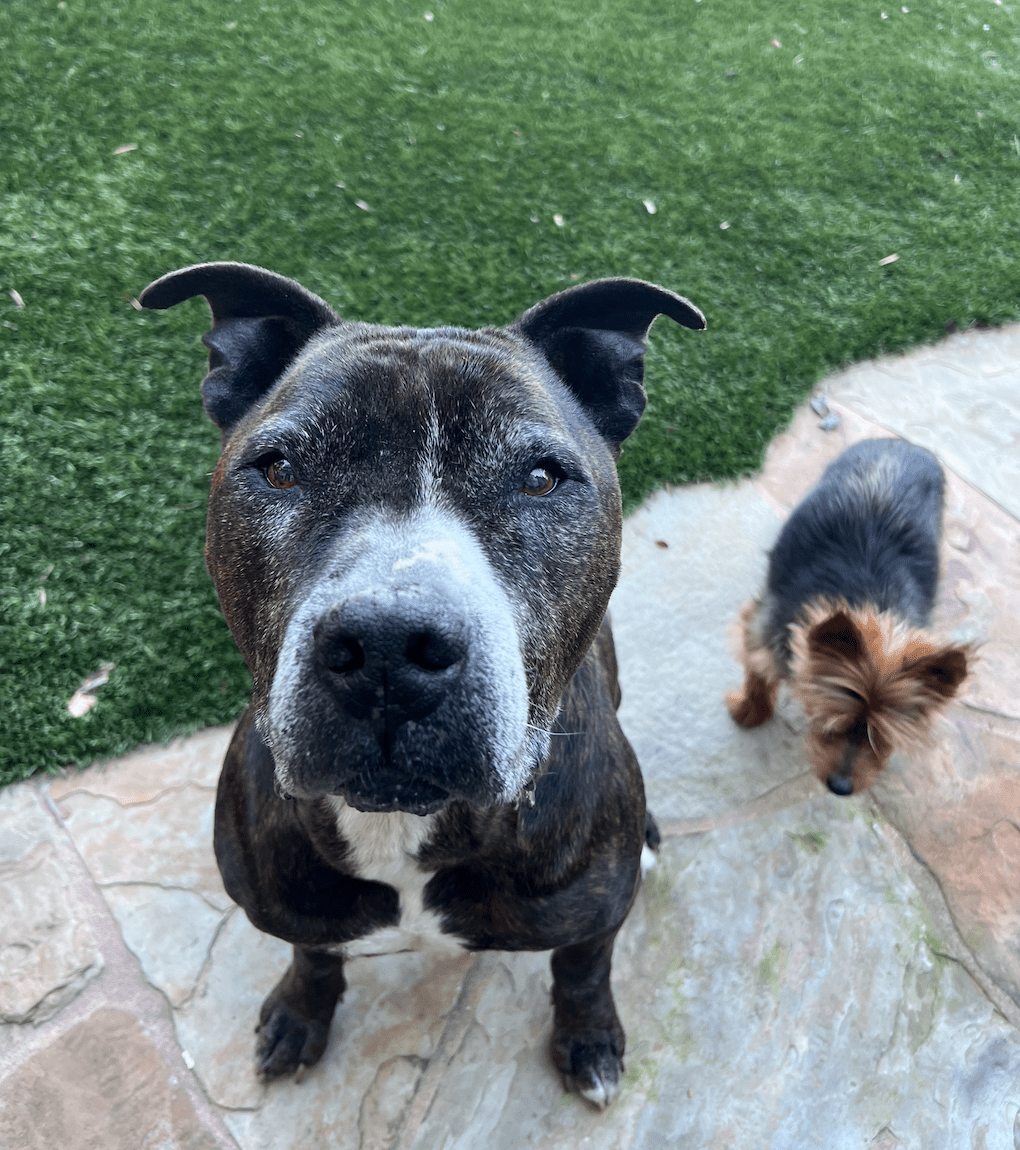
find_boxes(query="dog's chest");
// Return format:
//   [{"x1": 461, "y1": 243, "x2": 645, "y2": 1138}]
[{"x1": 328, "y1": 800, "x2": 467, "y2": 958}]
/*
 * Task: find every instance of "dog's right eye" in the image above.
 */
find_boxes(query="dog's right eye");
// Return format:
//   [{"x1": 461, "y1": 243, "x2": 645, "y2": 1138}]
[
  {"x1": 263, "y1": 458, "x2": 299, "y2": 490},
  {"x1": 520, "y1": 466, "x2": 558, "y2": 497}
]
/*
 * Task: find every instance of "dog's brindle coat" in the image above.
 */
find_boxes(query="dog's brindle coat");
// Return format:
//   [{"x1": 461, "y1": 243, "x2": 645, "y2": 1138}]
[{"x1": 140, "y1": 262, "x2": 704, "y2": 1107}]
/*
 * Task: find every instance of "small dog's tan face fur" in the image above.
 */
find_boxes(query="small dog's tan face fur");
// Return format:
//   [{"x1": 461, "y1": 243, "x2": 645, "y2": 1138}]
[
  {"x1": 728, "y1": 599, "x2": 971, "y2": 795},
  {"x1": 790, "y1": 603, "x2": 970, "y2": 793}
]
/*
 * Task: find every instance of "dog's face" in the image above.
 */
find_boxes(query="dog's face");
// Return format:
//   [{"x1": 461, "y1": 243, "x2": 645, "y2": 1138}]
[
  {"x1": 142, "y1": 263, "x2": 704, "y2": 813},
  {"x1": 791, "y1": 605, "x2": 970, "y2": 795}
]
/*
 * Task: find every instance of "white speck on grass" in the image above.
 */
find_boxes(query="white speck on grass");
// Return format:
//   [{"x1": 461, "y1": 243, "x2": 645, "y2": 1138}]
[
  {"x1": 553, "y1": 214, "x2": 564, "y2": 226},
  {"x1": 643, "y1": 199, "x2": 656, "y2": 214}
]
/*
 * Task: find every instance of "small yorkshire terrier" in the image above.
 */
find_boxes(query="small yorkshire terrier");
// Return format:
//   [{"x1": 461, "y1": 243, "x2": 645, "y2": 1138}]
[{"x1": 727, "y1": 438, "x2": 970, "y2": 796}]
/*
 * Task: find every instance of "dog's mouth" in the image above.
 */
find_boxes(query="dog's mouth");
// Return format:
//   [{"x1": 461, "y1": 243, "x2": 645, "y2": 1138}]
[{"x1": 336, "y1": 775, "x2": 452, "y2": 816}]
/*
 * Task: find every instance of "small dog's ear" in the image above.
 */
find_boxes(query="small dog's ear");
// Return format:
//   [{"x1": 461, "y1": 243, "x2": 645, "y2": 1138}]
[
  {"x1": 808, "y1": 610, "x2": 867, "y2": 663},
  {"x1": 513, "y1": 278, "x2": 705, "y2": 445},
  {"x1": 905, "y1": 644, "x2": 970, "y2": 703},
  {"x1": 140, "y1": 262, "x2": 339, "y2": 435}
]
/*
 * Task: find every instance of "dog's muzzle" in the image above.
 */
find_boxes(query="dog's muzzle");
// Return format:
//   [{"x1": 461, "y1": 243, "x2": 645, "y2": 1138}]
[{"x1": 263, "y1": 512, "x2": 540, "y2": 813}]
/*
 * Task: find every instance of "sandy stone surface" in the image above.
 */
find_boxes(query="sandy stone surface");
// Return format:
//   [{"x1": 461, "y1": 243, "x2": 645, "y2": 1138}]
[
  {"x1": 0, "y1": 785, "x2": 102, "y2": 1024},
  {"x1": 825, "y1": 323, "x2": 1020, "y2": 521},
  {"x1": 408, "y1": 805, "x2": 1020, "y2": 1149},
  {"x1": 0, "y1": 1007, "x2": 217, "y2": 1150}
]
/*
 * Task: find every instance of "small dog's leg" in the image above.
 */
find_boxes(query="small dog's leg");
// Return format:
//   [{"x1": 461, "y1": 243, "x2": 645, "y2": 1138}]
[
  {"x1": 550, "y1": 929, "x2": 625, "y2": 1109},
  {"x1": 727, "y1": 599, "x2": 781, "y2": 727},
  {"x1": 726, "y1": 664, "x2": 780, "y2": 728},
  {"x1": 255, "y1": 946, "x2": 347, "y2": 1080}
]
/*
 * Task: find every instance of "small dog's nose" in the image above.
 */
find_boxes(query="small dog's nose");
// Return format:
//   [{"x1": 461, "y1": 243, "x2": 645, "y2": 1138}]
[
  {"x1": 825, "y1": 773, "x2": 854, "y2": 796},
  {"x1": 314, "y1": 594, "x2": 468, "y2": 724}
]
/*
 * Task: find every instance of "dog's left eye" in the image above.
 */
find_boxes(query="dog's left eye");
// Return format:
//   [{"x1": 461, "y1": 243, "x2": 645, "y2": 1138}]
[
  {"x1": 521, "y1": 467, "x2": 558, "y2": 497},
  {"x1": 264, "y1": 458, "x2": 299, "y2": 489}
]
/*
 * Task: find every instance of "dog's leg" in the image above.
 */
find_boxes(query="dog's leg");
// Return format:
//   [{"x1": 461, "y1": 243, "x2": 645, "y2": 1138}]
[
  {"x1": 550, "y1": 928, "x2": 625, "y2": 1109},
  {"x1": 726, "y1": 599, "x2": 782, "y2": 728},
  {"x1": 255, "y1": 946, "x2": 347, "y2": 1080},
  {"x1": 726, "y1": 657, "x2": 780, "y2": 727}
]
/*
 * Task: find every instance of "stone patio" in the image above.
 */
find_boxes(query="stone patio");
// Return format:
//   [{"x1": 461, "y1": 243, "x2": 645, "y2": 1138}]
[{"x1": 2, "y1": 325, "x2": 1019, "y2": 1148}]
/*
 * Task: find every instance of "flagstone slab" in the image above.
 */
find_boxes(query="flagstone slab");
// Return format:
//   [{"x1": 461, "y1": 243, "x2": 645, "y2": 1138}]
[
  {"x1": 824, "y1": 324, "x2": 1020, "y2": 521},
  {"x1": 406, "y1": 803, "x2": 1020, "y2": 1150},
  {"x1": 873, "y1": 712, "x2": 1020, "y2": 1018},
  {"x1": 101, "y1": 883, "x2": 228, "y2": 1008},
  {"x1": 173, "y1": 905, "x2": 477, "y2": 1144},
  {"x1": 0, "y1": 785, "x2": 102, "y2": 1025},
  {"x1": 48, "y1": 724, "x2": 231, "y2": 807},
  {"x1": 53, "y1": 784, "x2": 232, "y2": 911},
  {"x1": 611, "y1": 480, "x2": 811, "y2": 824},
  {"x1": 0, "y1": 1007, "x2": 217, "y2": 1150}
]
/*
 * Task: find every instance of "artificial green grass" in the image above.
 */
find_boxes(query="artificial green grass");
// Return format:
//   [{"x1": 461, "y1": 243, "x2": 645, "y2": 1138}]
[{"x1": 3, "y1": 0, "x2": 1020, "y2": 783}]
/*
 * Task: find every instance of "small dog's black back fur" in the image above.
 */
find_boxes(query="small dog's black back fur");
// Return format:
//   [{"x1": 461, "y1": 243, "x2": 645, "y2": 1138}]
[{"x1": 764, "y1": 439, "x2": 944, "y2": 657}]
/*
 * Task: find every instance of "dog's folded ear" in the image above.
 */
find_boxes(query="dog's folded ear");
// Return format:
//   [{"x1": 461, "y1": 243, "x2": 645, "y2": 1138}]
[
  {"x1": 513, "y1": 278, "x2": 705, "y2": 445},
  {"x1": 140, "y1": 262, "x2": 339, "y2": 435}
]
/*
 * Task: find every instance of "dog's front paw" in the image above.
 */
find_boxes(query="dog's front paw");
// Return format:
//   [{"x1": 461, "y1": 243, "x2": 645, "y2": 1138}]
[
  {"x1": 255, "y1": 1000, "x2": 330, "y2": 1081},
  {"x1": 552, "y1": 1029, "x2": 624, "y2": 1109},
  {"x1": 726, "y1": 684, "x2": 774, "y2": 728}
]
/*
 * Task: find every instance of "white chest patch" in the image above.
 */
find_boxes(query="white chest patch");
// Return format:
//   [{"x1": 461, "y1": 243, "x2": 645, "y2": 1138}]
[{"x1": 327, "y1": 799, "x2": 467, "y2": 959}]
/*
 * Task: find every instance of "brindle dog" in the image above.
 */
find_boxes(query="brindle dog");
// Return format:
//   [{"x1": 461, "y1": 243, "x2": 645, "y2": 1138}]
[{"x1": 140, "y1": 262, "x2": 704, "y2": 1107}]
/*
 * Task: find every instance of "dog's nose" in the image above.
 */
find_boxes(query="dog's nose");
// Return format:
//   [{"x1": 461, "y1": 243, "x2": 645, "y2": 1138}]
[
  {"x1": 825, "y1": 773, "x2": 854, "y2": 796},
  {"x1": 314, "y1": 594, "x2": 468, "y2": 725}
]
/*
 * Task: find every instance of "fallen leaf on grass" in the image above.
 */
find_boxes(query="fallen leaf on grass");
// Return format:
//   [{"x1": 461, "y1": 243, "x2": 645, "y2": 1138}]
[
  {"x1": 719, "y1": 221, "x2": 730, "y2": 229},
  {"x1": 424, "y1": 11, "x2": 434, "y2": 19},
  {"x1": 112, "y1": 143, "x2": 138, "y2": 155},
  {"x1": 553, "y1": 214, "x2": 564, "y2": 226},
  {"x1": 9, "y1": 289, "x2": 24, "y2": 308},
  {"x1": 642, "y1": 199, "x2": 656, "y2": 214},
  {"x1": 66, "y1": 662, "x2": 115, "y2": 718},
  {"x1": 355, "y1": 200, "x2": 371, "y2": 211},
  {"x1": 38, "y1": 588, "x2": 47, "y2": 607},
  {"x1": 771, "y1": 39, "x2": 782, "y2": 47},
  {"x1": 878, "y1": 253, "x2": 898, "y2": 265}
]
